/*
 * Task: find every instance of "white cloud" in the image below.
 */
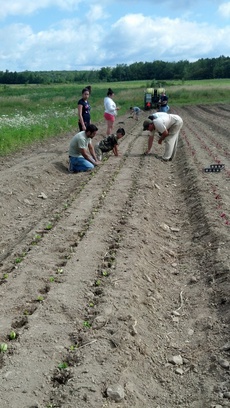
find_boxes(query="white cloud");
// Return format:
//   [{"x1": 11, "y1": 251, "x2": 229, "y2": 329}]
[
  {"x1": 218, "y1": 2, "x2": 230, "y2": 18},
  {"x1": 0, "y1": 11, "x2": 229, "y2": 71},
  {"x1": 104, "y1": 14, "x2": 230, "y2": 63},
  {"x1": 86, "y1": 4, "x2": 109, "y2": 21},
  {"x1": 0, "y1": 0, "x2": 82, "y2": 19}
]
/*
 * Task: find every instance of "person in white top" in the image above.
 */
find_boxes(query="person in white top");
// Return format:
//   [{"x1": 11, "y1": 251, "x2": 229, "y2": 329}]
[
  {"x1": 142, "y1": 112, "x2": 183, "y2": 161},
  {"x1": 104, "y1": 88, "x2": 120, "y2": 136}
]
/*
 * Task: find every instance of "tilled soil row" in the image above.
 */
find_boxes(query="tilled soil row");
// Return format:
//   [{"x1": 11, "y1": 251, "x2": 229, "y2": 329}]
[
  {"x1": 0, "y1": 120, "x2": 142, "y2": 331},
  {"x1": 0, "y1": 107, "x2": 229, "y2": 408},
  {"x1": 0, "y1": 117, "x2": 138, "y2": 266},
  {"x1": 0, "y1": 125, "x2": 148, "y2": 407},
  {"x1": 174, "y1": 106, "x2": 230, "y2": 226},
  {"x1": 46, "y1": 131, "x2": 229, "y2": 407}
]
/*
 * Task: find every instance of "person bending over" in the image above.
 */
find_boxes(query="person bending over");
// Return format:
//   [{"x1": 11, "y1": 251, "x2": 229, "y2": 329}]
[
  {"x1": 130, "y1": 106, "x2": 142, "y2": 120},
  {"x1": 143, "y1": 112, "x2": 183, "y2": 161}
]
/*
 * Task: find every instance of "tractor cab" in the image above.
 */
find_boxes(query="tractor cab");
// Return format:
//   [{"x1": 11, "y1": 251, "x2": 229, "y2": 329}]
[
  {"x1": 144, "y1": 93, "x2": 153, "y2": 110},
  {"x1": 144, "y1": 87, "x2": 165, "y2": 110}
]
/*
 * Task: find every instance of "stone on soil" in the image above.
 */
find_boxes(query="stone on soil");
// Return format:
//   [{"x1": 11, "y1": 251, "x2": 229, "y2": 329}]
[
  {"x1": 168, "y1": 355, "x2": 183, "y2": 365},
  {"x1": 107, "y1": 384, "x2": 125, "y2": 402}
]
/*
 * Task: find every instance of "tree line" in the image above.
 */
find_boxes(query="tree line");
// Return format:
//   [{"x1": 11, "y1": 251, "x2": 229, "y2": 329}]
[{"x1": 0, "y1": 56, "x2": 229, "y2": 85}]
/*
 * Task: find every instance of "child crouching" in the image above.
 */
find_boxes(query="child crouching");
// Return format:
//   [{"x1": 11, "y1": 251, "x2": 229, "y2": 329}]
[{"x1": 94, "y1": 128, "x2": 125, "y2": 161}]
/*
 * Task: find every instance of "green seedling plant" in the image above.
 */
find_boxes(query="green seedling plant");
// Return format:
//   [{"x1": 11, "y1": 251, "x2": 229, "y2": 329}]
[
  {"x1": 9, "y1": 331, "x2": 17, "y2": 340},
  {"x1": 49, "y1": 276, "x2": 55, "y2": 282},
  {"x1": 95, "y1": 279, "x2": 101, "y2": 286},
  {"x1": 31, "y1": 234, "x2": 42, "y2": 245},
  {"x1": 102, "y1": 270, "x2": 109, "y2": 277},
  {"x1": 58, "y1": 362, "x2": 68, "y2": 369},
  {"x1": 65, "y1": 254, "x2": 71, "y2": 260},
  {"x1": 15, "y1": 252, "x2": 26, "y2": 263},
  {"x1": 44, "y1": 223, "x2": 53, "y2": 230},
  {"x1": 37, "y1": 295, "x2": 44, "y2": 302},
  {"x1": 35, "y1": 234, "x2": 42, "y2": 240},
  {"x1": 89, "y1": 302, "x2": 94, "y2": 307},
  {"x1": 56, "y1": 268, "x2": 63, "y2": 274},
  {"x1": 83, "y1": 321, "x2": 91, "y2": 328},
  {"x1": 3, "y1": 273, "x2": 8, "y2": 279},
  {"x1": 0, "y1": 343, "x2": 8, "y2": 352}
]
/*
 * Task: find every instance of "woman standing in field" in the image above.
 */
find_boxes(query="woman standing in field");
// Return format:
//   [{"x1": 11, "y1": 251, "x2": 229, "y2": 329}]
[
  {"x1": 78, "y1": 87, "x2": 91, "y2": 131},
  {"x1": 104, "y1": 88, "x2": 120, "y2": 136}
]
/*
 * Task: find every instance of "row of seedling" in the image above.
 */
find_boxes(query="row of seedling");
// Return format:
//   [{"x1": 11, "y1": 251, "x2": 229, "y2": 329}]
[{"x1": 181, "y1": 127, "x2": 229, "y2": 225}]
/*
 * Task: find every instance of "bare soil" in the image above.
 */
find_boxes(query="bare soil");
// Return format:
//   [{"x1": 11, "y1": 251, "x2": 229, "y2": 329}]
[{"x1": 0, "y1": 105, "x2": 230, "y2": 408}]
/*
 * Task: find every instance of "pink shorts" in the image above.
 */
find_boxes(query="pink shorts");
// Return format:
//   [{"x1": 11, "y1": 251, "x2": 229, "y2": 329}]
[{"x1": 104, "y1": 112, "x2": 115, "y2": 122}]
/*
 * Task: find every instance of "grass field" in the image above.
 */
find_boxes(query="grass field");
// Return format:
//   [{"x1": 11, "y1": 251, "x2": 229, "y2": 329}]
[{"x1": 0, "y1": 79, "x2": 230, "y2": 155}]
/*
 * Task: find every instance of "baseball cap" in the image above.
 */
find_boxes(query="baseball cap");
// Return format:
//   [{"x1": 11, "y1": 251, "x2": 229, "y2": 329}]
[{"x1": 143, "y1": 119, "x2": 153, "y2": 130}]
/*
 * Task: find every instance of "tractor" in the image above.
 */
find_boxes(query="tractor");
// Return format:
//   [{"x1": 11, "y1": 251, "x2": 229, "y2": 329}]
[{"x1": 144, "y1": 87, "x2": 165, "y2": 110}]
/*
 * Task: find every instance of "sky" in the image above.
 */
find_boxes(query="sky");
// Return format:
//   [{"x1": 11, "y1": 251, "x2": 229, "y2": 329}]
[{"x1": 0, "y1": 0, "x2": 230, "y2": 72}]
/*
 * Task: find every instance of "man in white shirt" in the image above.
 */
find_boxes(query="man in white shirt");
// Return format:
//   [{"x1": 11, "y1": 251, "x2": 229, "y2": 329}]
[
  {"x1": 69, "y1": 124, "x2": 101, "y2": 172},
  {"x1": 143, "y1": 113, "x2": 183, "y2": 161}
]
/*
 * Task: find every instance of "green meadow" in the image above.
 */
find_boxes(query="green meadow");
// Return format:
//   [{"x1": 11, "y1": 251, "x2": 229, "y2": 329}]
[{"x1": 0, "y1": 79, "x2": 230, "y2": 155}]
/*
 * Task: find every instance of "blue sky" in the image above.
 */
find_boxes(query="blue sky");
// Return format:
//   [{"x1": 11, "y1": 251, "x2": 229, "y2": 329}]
[{"x1": 0, "y1": 0, "x2": 229, "y2": 72}]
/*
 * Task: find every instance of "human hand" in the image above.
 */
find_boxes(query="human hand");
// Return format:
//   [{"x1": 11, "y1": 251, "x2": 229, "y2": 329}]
[
  {"x1": 94, "y1": 160, "x2": 102, "y2": 166},
  {"x1": 144, "y1": 150, "x2": 150, "y2": 155},
  {"x1": 158, "y1": 138, "x2": 163, "y2": 145}
]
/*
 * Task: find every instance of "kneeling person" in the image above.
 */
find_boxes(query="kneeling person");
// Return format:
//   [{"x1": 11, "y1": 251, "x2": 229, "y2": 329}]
[
  {"x1": 69, "y1": 124, "x2": 101, "y2": 172},
  {"x1": 94, "y1": 128, "x2": 125, "y2": 161}
]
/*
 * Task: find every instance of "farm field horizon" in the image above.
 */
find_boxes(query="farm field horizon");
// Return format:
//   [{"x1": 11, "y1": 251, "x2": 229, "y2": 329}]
[{"x1": 0, "y1": 78, "x2": 230, "y2": 155}]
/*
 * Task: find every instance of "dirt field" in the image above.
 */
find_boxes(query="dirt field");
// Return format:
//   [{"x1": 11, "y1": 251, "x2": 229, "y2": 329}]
[{"x1": 0, "y1": 105, "x2": 230, "y2": 408}]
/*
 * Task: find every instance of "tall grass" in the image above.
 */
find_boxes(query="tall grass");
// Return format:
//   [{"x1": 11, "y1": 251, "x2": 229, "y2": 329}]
[{"x1": 0, "y1": 80, "x2": 230, "y2": 155}]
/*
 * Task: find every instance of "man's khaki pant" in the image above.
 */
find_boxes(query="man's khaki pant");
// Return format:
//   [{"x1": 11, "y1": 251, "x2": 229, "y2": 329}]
[{"x1": 162, "y1": 117, "x2": 183, "y2": 161}]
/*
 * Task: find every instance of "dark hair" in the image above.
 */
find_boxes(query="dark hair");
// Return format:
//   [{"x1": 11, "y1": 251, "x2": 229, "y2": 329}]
[
  {"x1": 86, "y1": 124, "x2": 98, "y2": 133},
  {"x1": 116, "y1": 128, "x2": 125, "y2": 136},
  {"x1": 85, "y1": 85, "x2": 92, "y2": 94},
  {"x1": 82, "y1": 87, "x2": 90, "y2": 95},
  {"x1": 107, "y1": 88, "x2": 114, "y2": 96}
]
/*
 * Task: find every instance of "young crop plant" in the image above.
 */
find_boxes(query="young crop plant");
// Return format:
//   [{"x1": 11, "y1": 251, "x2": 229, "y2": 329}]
[
  {"x1": 44, "y1": 223, "x2": 53, "y2": 230},
  {"x1": 58, "y1": 362, "x2": 68, "y2": 370},
  {"x1": 0, "y1": 343, "x2": 8, "y2": 352},
  {"x1": 9, "y1": 331, "x2": 17, "y2": 340},
  {"x1": 31, "y1": 234, "x2": 42, "y2": 245},
  {"x1": 102, "y1": 270, "x2": 109, "y2": 277},
  {"x1": 15, "y1": 256, "x2": 24, "y2": 264},
  {"x1": 37, "y1": 295, "x2": 44, "y2": 302},
  {"x1": 83, "y1": 321, "x2": 91, "y2": 328},
  {"x1": 95, "y1": 279, "x2": 101, "y2": 286}
]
